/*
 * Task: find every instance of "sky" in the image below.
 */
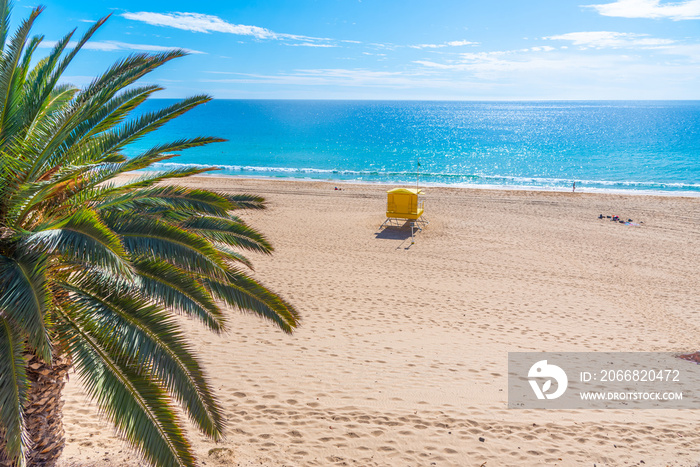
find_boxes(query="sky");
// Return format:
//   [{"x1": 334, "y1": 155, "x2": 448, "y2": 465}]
[{"x1": 15, "y1": 0, "x2": 700, "y2": 99}]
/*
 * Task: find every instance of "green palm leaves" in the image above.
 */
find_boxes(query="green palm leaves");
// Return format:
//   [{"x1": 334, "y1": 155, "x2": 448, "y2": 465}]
[{"x1": 0, "y1": 2, "x2": 298, "y2": 466}]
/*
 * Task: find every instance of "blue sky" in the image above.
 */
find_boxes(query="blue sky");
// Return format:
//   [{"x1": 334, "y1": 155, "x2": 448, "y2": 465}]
[{"x1": 18, "y1": 0, "x2": 700, "y2": 99}]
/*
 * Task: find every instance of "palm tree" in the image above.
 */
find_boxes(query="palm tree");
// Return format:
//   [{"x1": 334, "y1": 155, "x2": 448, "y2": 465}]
[{"x1": 0, "y1": 3, "x2": 299, "y2": 466}]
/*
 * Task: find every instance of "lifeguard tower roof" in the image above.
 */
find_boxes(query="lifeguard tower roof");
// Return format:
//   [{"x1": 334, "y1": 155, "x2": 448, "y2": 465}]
[{"x1": 387, "y1": 188, "x2": 423, "y2": 195}]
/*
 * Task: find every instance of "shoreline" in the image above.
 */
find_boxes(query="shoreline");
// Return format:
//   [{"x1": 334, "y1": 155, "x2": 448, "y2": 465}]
[{"x1": 141, "y1": 170, "x2": 700, "y2": 198}]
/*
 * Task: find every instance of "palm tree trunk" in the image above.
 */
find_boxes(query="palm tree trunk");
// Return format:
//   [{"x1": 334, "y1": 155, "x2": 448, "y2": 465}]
[{"x1": 0, "y1": 354, "x2": 71, "y2": 467}]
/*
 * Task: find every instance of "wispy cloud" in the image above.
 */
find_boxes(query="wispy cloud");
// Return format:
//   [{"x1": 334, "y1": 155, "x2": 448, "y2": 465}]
[
  {"x1": 413, "y1": 46, "x2": 603, "y2": 77},
  {"x1": 284, "y1": 43, "x2": 338, "y2": 48},
  {"x1": 122, "y1": 11, "x2": 330, "y2": 43},
  {"x1": 544, "y1": 31, "x2": 675, "y2": 48},
  {"x1": 39, "y1": 40, "x2": 206, "y2": 54},
  {"x1": 658, "y1": 43, "x2": 700, "y2": 61},
  {"x1": 585, "y1": 0, "x2": 700, "y2": 20},
  {"x1": 411, "y1": 42, "x2": 700, "y2": 98},
  {"x1": 201, "y1": 68, "x2": 451, "y2": 89},
  {"x1": 201, "y1": 46, "x2": 699, "y2": 99},
  {"x1": 409, "y1": 40, "x2": 478, "y2": 49}
]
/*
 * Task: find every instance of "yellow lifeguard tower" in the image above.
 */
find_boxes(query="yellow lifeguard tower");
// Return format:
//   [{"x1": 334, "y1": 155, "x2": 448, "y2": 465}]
[{"x1": 380, "y1": 187, "x2": 428, "y2": 236}]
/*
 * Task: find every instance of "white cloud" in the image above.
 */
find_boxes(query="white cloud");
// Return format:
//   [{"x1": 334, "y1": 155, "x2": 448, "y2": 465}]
[
  {"x1": 284, "y1": 43, "x2": 338, "y2": 48},
  {"x1": 200, "y1": 47, "x2": 699, "y2": 99},
  {"x1": 201, "y1": 68, "x2": 454, "y2": 89},
  {"x1": 39, "y1": 40, "x2": 205, "y2": 54},
  {"x1": 544, "y1": 31, "x2": 675, "y2": 48},
  {"x1": 410, "y1": 43, "x2": 700, "y2": 98},
  {"x1": 122, "y1": 11, "x2": 330, "y2": 43},
  {"x1": 409, "y1": 40, "x2": 478, "y2": 49},
  {"x1": 446, "y1": 40, "x2": 477, "y2": 47},
  {"x1": 411, "y1": 47, "x2": 559, "y2": 75},
  {"x1": 655, "y1": 43, "x2": 700, "y2": 61},
  {"x1": 414, "y1": 46, "x2": 636, "y2": 77},
  {"x1": 586, "y1": 0, "x2": 700, "y2": 20}
]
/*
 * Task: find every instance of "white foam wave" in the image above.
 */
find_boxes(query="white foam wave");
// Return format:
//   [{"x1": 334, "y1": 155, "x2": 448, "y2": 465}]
[{"x1": 150, "y1": 162, "x2": 700, "y2": 194}]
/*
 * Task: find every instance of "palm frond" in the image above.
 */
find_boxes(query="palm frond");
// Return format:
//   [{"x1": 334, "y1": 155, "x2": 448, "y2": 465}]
[
  {"x1": 213, "y1": 244, "x2": 254, "y2": 270},
  {"x1": 23, "y1": 208, "x2": 132, "y2": 278},
  {"x1": 218, "y1": 193, "x2": 267, "y2": 210},
  {"x1": 117, "y1": 136, "x2": 225, "y2": 173},
  {"x1": 0, "y1": 254, "x2": 51, "y2": 362},
  {"x1": 62, "y1": 284, "x2": 225, "y2": 439},
  {"x1": 99, "y1": 186, "x2": 239, "y2": 217},
  {"x1": 131, "y1": 257, "x2": 225, "y2": 331},
  {"x1": 0, "y1": 319, "x2": 29, "y2": 467},
  {"x1": 0, "y1": 0, "x2": 11, "y2": 56},
  {"x1": 92, "y1": 95, "x2": 214, "y2": 159},
  {"x1": 0, "y1": 6, "x2": 42, "y2": 143},
  {"x1": 181, "y1": 216, "x2": 273, "y2": 254},
  {"x1": 104, "y1": 212, "x2": 226, "y2": 278},
  {"x1": 204, "y1": 270, "x2": 299, "y2": 334},
  {"x1": 23, "y1": 51, "x2": 182, "y2": 183},
  {"x1": 57, "y1": 309, "x2": 196, "y2": 467}
]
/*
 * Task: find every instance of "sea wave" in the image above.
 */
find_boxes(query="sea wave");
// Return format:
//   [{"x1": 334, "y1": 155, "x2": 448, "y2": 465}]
[{"x1": 150, "y1": 162, "x2": 700, "y2": 194}]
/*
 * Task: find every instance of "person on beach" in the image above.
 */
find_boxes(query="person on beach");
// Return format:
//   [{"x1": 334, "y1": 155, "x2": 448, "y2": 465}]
[{"x1": 572, "y1": 181, "x2": 576, "y2": 192}]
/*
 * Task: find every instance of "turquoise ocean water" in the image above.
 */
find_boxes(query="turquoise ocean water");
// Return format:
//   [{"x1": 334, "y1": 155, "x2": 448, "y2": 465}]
[{"x1": 127, "y1": 100, "x2": 700, "y2": 195}]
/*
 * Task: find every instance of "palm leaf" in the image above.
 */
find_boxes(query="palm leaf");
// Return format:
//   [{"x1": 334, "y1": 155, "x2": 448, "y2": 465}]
[
  {"x1": 218, "y1": 193, "x2": 267, "y2": 210},
  {"x1": 99, "y1": 186, "x2": 239, "y2": 217},
  {"x1": 131, "y1": 257, "x2": 225, "y2": 330},
  {"x1": 0, "y1": 319, "x2": 28, "y2": 467},
  {"x1": 181, "y1": 216, "x2": 273, "y2": 254},
  {"x1": 92, "y1": 95, "x2": 213, "y2": 158},
  {"x1": 105, "y1": 212, "x2": 226, "y2": 278},
  {"x1": 62, "y1": 284, "x2": 225, "y2": 439},
  {"x1": 0, "y1": 0, "x2": 11, "y2": 56},
  {"x1": 0, "y1": 6, "x2": 42, "y2": 153},
  {"x1": 204, "y1": 270, "x2": 299, "y2": 334},
  {"x1": 23, "y1": 208, "x2": 132, "y2": 277},
  {"x1": 0, "y1": 254, "x2": 51, "y2": 362},
  {"x1": 57, "y1": 309, "x2": 195, "y2": 467}
]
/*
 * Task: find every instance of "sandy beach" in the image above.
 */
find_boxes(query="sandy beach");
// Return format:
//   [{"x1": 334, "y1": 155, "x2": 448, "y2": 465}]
[{"x1": 58, "y1": 177, "x2": 700, "y2": 467}]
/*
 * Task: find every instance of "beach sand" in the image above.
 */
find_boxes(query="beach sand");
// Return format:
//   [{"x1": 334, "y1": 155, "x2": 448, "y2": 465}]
[{"x1": 58, "y1": 177, "x2": 700, "y2": 466}]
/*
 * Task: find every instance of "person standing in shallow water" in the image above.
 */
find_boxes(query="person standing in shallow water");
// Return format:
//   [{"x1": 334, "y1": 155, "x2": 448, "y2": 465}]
[{"x1": 572, "y1": 181, "x2": 576, "y2": 192}]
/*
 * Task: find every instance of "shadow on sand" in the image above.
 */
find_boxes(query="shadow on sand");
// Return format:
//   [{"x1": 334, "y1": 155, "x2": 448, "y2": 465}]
[{"x1": 374, "y1": 222, "x2": 414, "y2": 241}]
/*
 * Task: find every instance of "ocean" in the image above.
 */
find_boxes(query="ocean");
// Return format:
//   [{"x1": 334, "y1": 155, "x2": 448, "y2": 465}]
[{"x1": 126, "y1": 100, "x2": 700, "y2": 195}]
